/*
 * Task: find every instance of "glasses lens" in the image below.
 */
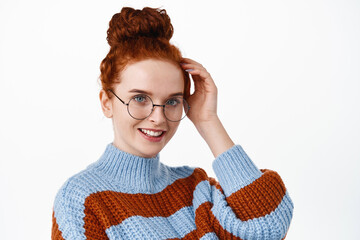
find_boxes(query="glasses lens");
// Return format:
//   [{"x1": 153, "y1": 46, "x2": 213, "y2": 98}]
[
  {"x1": 128, "y1": 95, "x2": 153, "y2": 120},
  {"x1": 164, "y1": 97, "x2": 189, "y2": 122}
]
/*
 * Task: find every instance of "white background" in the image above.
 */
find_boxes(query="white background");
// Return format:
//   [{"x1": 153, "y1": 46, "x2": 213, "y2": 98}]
[{"x1": 1, "y1": 0, "x2": 359, "y2": 239}]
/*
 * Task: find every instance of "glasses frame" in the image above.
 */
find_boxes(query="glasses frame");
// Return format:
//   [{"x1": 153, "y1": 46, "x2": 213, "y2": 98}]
[{"x1": 106, "y1": 89, "x2": 190, "y2": 122}]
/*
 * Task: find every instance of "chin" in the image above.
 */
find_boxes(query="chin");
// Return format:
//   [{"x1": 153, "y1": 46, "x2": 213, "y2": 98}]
[{"x1": 138, "y1": 145, "x2": 164, "y2": 158}]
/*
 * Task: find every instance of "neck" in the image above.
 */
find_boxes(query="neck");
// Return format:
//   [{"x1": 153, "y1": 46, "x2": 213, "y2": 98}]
[{"x1": 112, "y1": 141, "x2": 158, "y2": 158}]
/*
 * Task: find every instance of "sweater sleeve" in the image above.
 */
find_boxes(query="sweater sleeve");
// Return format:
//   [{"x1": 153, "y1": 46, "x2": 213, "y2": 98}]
[
  {"x1": 193, "y1": 145, "x2": 293, "y2": 240},
  {"x1": 52, "y1": 181, "x2": 85, "y2": 240},
  {"x1": 51, "y1": 180, "x2": 109, "y2": 240}
]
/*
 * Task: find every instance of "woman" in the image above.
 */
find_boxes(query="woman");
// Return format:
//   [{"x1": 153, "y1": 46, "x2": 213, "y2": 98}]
[{"x1": 52, "y1": 7, "x2": 293, "y2": 240}]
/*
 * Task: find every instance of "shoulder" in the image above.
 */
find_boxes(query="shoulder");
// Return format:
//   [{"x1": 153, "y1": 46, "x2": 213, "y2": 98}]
[
  {"x1": 53, "y1": 169, "x2": 93, "y2": 211},
  {"x1": 52, "y1": 170, "x2": 89, "y2": 239},
  {"x1": 53, "y1": 162, "x2": 109, "y2": 215},
  {"x1": 52, "y1": 165, "x2": 107, "y2": 238}
]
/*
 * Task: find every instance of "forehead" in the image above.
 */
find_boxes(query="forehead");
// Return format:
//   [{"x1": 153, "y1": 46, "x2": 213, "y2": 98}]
[{"x1": 116, "y1": 59, "x2": 184, "y2": 97}]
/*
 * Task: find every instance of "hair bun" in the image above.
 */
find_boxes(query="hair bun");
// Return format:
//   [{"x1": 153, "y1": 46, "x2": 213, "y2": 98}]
[{"x1": 107, "y1": 7, "x2": 174, "y2": 47}]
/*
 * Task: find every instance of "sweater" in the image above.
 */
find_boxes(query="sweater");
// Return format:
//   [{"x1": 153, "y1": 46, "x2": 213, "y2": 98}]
[{"x1": 52, "y1": 143, "x2": 293, "y2": 240}]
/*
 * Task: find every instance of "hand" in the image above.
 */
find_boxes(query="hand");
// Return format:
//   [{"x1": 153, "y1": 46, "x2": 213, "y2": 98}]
[
  {"x1": 180, "y1": 58, "x2": 218, "y2": 128},
  {"x1": 181, "y1": 58, "x2": 234, "y2": 157}
]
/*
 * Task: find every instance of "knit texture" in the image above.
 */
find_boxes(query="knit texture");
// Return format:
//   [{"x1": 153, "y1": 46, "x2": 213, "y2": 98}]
[{"x1": 52, "y1": 143, "x2": 293, "y2": 239}]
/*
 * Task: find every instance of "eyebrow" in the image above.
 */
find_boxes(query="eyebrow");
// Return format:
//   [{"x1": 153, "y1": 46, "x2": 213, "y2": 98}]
[{"x1": 128, "y1": 89, "x2": 184, "y2": 97}]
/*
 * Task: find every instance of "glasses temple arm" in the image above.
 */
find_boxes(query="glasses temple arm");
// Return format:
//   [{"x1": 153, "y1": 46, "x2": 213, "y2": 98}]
[{"x1": 106, "y1": 89, "x2": 127, "y2": 105}]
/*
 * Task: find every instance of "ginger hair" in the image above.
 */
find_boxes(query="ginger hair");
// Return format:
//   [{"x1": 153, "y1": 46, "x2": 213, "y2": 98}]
[{"x1": 99, "y1": 7, "x2": 191, "y2": 99}]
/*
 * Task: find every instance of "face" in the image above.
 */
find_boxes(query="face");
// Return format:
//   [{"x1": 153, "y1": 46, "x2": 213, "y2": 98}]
[{"x1": 100, "y1": 59, "x2": 185, "y2": 158}]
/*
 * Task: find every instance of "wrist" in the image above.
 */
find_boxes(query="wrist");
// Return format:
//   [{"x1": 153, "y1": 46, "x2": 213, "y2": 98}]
[
  {"x1": 195, "y1": 116, "x2": 235, "y2": 158},
  {"x1": 194, "y1": 115, "x2": 220, "y2": 136}
]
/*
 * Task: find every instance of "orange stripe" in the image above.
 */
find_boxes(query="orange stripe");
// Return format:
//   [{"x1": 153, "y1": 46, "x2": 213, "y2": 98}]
[
  {"x1": 83, "y1": 209, "x2": 109, "y2": 240},
  {"x1": 208, "y1": 176, "x2": 223, "y2": 192},
  {"x1": 51, "y1": 211, "x2": 65, "y2": 240},
  {"x1": 226, "y1": 169, "x2": 286, "y2": 221}
]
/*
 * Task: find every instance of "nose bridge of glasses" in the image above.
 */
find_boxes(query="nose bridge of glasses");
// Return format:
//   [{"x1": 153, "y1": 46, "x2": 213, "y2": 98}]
[
  {"x1": 151, "y1": 103, "x2": 166, "y2": 114},
  {"x1": 153, "y1": 103, "x2": 166, "y2": 108},
  {"x1": 147, "y1": 103, "x2": 166, "y2": 120}
]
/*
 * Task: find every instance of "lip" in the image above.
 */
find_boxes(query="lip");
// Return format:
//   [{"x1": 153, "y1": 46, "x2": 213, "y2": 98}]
[{"x1": 138, "y1": 128, "x2": 166, "y2": 142}]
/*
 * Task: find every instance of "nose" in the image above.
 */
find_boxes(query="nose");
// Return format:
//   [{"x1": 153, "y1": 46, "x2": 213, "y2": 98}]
[{"x1": 148, "y1": 105, "x2": 166, "y2": 123}]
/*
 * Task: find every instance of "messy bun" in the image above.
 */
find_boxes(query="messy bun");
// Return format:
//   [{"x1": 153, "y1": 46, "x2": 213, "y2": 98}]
[
  {"x1": 99, "y1": 7, "x2": 190, "y2": 99},
  {"x1": 107, "y1": 7, "x2": 173, "y2": 46}
]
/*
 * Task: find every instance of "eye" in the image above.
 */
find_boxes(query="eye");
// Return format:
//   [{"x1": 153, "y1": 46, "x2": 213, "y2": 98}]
[
  {"x1": 166, "y1": 98, "x2": 181, "y2": 106},
  {"x1": 133, "y1": 95, "x2": 147, "y2": 103}
]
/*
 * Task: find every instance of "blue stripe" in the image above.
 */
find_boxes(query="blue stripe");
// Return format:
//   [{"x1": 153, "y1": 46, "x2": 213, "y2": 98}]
[
  {"x1": 193, "y1": 180, "x2": 212, "y2": 211},
  {"x1": 105, "y1": 206, "x2": 196, "y2": 239},
  {"x1": 212, "y1": 145, "x2": 263, "y2": 197}
]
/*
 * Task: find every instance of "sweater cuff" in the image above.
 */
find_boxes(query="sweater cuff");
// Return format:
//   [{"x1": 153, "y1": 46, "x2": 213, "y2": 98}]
[{"x1": 212, "y1": 144, "x2": 263, "y2": 196}]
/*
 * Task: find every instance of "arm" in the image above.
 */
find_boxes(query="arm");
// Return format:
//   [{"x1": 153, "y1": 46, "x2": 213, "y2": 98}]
[
  {"x1": 195, "y1": 116, "x2": 234, "y2": 158},
  {"x1": 181, "y1": 58, "x2": 294, "y2": 239},
  {"x1": 180, "y1": 58, "x2": 234, "y2": 158},
  {"x1": 192, "y1": 146, "x2": 293, "y2": 239}
]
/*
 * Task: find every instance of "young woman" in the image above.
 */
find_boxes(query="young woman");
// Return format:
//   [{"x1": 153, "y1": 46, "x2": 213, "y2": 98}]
[{"x1": 52, "y1": 7, "x2": 293, "y2": 240}]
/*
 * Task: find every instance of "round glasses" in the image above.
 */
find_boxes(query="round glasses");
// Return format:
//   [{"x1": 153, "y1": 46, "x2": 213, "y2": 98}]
[{"x1": 107, "y1": 89, "x2": 190, "y2": 122}]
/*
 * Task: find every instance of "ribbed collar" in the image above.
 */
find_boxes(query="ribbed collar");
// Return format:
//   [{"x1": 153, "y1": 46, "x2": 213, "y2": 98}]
[{"x1": 92, "y1": 142, "x2": 166, "y2": 193}]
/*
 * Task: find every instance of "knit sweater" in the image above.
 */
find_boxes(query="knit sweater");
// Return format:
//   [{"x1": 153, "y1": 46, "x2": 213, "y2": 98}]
[{"x1": 52, "y1": 143, "x2": 293, "y2": 240}]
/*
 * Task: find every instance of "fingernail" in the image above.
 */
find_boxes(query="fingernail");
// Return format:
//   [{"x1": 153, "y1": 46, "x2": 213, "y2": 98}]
[{"x1": 185, "y1": 69, "x2": 194, "y2": 72}]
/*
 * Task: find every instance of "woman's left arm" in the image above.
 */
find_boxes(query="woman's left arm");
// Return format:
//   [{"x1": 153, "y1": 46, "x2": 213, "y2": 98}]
[{"x1": 180, "y1": 58, "x2": 234, "y2": 158}]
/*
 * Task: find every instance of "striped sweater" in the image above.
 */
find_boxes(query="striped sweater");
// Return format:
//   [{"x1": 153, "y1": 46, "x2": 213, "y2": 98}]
[{"x1": 52, "y1": 143, "x2": 293, "y2": 239}]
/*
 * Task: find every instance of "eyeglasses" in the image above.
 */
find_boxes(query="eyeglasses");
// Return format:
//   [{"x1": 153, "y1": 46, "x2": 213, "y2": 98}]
[{"x1": 107, "y1": 89, "x2": 190, "y2": 122}]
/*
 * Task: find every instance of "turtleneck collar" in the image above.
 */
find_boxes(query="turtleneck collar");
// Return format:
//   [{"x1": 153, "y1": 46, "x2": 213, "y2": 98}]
[{"x1": 92, "y1": 142, "x2": 168, "y2": 193}]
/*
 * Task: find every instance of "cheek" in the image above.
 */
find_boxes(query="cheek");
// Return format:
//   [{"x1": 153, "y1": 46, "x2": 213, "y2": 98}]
[
  {"x1": 113, "y1": 109, "x2": 137, "y2": 132},
  {"x1": 168, "y1": 122, "x2": 180, "y2": 135}
]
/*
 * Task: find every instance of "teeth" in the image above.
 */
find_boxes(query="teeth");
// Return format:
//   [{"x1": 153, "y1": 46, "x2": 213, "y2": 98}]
[{"x1": 140, "y1": 129, "x2": 163, "y2": 137}]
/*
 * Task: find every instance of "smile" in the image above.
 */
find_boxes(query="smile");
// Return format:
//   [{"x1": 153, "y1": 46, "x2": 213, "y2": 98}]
[{"x1": 139, "y1": 128, "x2": 165, "y2": 137}]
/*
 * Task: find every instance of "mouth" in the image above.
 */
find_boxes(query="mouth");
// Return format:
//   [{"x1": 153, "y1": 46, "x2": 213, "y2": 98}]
[{"x1": 138, "y1": 128, "x2": 166, "y2": 142}]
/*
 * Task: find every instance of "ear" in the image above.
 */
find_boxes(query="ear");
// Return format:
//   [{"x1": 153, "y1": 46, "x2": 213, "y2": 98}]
[{"x1": 99, "y1": 89, "x2": 113, "y2": 118}]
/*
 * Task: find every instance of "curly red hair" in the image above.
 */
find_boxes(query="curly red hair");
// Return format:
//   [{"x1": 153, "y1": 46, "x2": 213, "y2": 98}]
[{"x1": 99, "y1": 7, "x2": 190, "y2": 99}]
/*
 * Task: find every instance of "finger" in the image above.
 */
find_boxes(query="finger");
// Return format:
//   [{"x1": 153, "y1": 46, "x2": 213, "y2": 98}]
[
  {"x1": 187, "y1": 68, "x2": 216, "y2": 87},
  {"x1": 188, "y1": 70, "x2": 214, "y2": 95},
  {"x1": 186, "y1": 68, "x2": 209, "y2": 80},
  {"x1": 183, "y1": 69, "x2": 205, "y2": 92},
  {"x1": 180, "y1": 63, "x2": 206, "y2": 72},
  {"x1": 181, "y1": 58, "x2": 203, "y2": 66},
  {"x1": 181, "y1": 58, "x2": 217, "y2": 88}
]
